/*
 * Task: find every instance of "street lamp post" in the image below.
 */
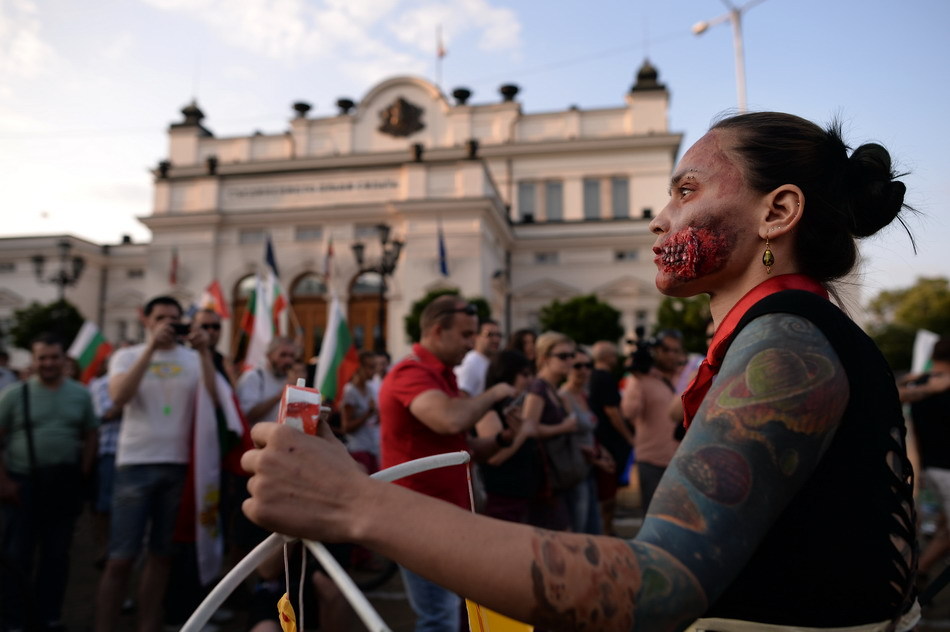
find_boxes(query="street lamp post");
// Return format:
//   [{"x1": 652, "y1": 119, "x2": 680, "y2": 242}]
[
  {"x1": 32, "y1": 238, "x2": 86, "y2": 302},
  {"x1": 692, "y1": 0, "x2": 767, "y2": 113},
  {"x1": 351, "y1": 224, "x2": 404, "y2": 352}
]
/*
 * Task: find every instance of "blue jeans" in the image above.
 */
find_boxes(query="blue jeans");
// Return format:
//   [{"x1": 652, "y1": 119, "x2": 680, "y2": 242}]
[
  {"x1": 1, "y1": 468, "x2": 81, "y2": 630},
  {"x1": 109, "y1": 463, "x2": 187, "y2": 559},
  {"x1": 565, "y1": 474, "x2": 603, "y2": 534},
  {"x1": 399, "y1": 566, "x2": 461, "y2": 632}
]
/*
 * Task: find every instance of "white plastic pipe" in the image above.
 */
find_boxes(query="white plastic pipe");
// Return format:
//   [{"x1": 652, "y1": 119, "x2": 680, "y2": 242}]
[{"x1": 180, "y1": 450, "x2": 472, "y2": 632}]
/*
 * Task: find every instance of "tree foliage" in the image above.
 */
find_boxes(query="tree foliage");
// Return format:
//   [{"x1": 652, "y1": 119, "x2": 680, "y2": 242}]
[
  {"x1": 538, "y1": 295, "x2": 623, "y2": 346},
  {"x1": 655, "y1": 295, "x2": 712, "y2": 354},
  {"x1": 9, "y1": 300, "x2": 85, "y2": 350},
  {"x1": 867, "y1": 277, "x2": 950, "y2": 372},
  {"x1": 403, "y1": 288, "x2": 490, "y2": 343}
]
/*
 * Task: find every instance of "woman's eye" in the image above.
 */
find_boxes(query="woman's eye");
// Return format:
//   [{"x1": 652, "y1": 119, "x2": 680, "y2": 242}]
[{"x1": 678, "y1": 187, "x2": 694, "y2": 198}]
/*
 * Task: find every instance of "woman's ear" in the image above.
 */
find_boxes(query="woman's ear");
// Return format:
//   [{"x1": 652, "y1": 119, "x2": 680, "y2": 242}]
[{"x1": 760, "y1": 184, "x2": 803, "y2": 239}]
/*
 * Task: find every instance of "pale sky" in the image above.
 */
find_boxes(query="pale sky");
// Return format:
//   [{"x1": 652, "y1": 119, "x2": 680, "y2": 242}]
[{"x1": 1, "y1": 0, "x2": 947, "y2": 304}]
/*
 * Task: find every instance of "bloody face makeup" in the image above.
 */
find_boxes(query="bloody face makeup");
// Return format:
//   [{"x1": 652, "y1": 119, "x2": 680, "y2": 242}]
[{"x1": 655, "y1": 218, "x2": 737, "y2": 282}]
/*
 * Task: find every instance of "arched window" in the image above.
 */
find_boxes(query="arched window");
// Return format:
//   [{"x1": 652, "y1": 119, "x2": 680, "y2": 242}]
[
  {"x1": 292, "y1": 273, "x2": 328, "y2": 298},
  {"x1": 351, "y1": 271, "x2": 385, "y2": 295}
]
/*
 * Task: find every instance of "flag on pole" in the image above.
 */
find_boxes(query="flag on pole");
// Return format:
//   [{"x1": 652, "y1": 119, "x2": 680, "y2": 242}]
[
  {"x1": 315, "y1": 295, "x2": 360, "y2": 405},
  {"x1": 67, "y1": 321, "x2": 113, "y2": 384},
  {"x1": 264, "y1": 236, "x2": 288, "y2": 334},
  {"x1": 437, "y1": 24, "x2": 446, "y2": 58},
  {"x1": 169, "y1": 247, "x2": 179, "y2": 286},
  {"x1": 438, "y1": 218, "x2": 449, "y2": 277},
  {"x1": 243, "y1": 275, "x2": 272, "y2": 371},
  {"x1": 199, "y1": 280, "x2": 230, "y2": 319},
  {"x1": 323, "y1": 236, "x2": 335, "y2": 283}
]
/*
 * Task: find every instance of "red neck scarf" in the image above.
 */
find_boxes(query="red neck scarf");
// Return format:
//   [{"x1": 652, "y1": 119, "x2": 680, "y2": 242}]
[{"x1": 681, "y1": 274, "x2": 829, "y2": 428}]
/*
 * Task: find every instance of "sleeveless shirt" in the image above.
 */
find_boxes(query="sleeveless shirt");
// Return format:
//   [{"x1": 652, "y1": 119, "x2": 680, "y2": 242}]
[{"x1": 705, "y1": 290, "x2": 917, "y2": 627}]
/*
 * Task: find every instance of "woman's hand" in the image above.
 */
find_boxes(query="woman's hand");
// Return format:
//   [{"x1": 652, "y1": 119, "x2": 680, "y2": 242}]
[{"x1": 241, "y1": 420, "x2": 376, "y2": 542}]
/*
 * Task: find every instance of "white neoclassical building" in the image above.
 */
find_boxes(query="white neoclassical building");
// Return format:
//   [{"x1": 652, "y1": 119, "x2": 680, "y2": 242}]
[{"x1": 0, "y1": 61, "x2": 682, "y2": 366}]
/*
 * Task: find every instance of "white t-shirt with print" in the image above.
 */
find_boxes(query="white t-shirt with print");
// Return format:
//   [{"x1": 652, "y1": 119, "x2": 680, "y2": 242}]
[{"x1": 110, "y1": 343, "x2": 201, "y2": 466}]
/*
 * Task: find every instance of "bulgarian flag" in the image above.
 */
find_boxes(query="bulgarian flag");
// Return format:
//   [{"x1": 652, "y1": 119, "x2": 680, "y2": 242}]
[
  {"x1": 314, "y1": 295, "x2": 359, "y2": 406},
  {"x1": 68, "y1": 321, "x2": 113, "y2": 384}
]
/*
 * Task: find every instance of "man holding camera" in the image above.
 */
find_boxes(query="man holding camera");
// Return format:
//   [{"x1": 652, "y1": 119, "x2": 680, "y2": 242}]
[
  {"x1": 95, "y1": 295, "x2": 217, "y2": 632},
  {"x1": 621, "y1": 329, "x2": 685, "y2": 513}
]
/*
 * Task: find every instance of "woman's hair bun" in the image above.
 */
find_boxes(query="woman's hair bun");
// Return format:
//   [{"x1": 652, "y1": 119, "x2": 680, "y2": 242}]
[{"x1": 844, "y1": 142, "x2": 907, "y2": 238}]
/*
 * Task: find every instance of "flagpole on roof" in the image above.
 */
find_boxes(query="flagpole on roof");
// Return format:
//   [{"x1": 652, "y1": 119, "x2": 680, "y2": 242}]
[{"x1": 436, "y1": 24, "x2": 446, "y2": 92}]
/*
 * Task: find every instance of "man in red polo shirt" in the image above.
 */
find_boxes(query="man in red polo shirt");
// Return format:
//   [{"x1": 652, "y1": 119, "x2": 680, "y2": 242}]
[{"x1": 379, "y1": 294, "x2": 516, "y2": 632}]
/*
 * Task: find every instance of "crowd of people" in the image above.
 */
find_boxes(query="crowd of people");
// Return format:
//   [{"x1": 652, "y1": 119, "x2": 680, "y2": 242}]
[
  {"x1": 0, "y1": 108, "x2": 944, "y2": 632},
  {"x1": 0, "y1": 286, "x2": 708, "y2": 632}
]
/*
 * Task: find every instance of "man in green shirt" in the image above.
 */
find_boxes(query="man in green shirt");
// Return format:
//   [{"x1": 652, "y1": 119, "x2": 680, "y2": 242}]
[{"x1": 0, "y1": 333, "x2": 99, "y2": 632}]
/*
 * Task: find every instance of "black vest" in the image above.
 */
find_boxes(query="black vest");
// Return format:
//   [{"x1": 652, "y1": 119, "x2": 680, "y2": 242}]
[{"x1": 706, "y1": 290, "x2": 917, "y2": 626}]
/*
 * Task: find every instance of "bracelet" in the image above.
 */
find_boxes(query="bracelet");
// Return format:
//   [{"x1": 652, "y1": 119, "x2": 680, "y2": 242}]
[{"x1": 495, "y1": 430, "x2": 513, "y2": 448}]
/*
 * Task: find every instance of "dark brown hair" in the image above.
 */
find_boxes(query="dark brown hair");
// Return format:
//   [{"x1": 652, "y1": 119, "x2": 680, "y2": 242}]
[{"x1": 712, "y1": 112, "x2": 913, "y2": 283}]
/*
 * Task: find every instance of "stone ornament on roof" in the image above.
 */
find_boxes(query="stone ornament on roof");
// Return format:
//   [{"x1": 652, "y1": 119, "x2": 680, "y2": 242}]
[{"x1": 378, "y1": 96, "x2": 425, "y2": 138}]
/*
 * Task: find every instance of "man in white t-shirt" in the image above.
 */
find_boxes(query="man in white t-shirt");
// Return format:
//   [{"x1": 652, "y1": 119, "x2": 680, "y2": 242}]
[
  {"x1": 236, "y1": 337, "x2": 300, "y2": 424},
  {"x1": 453, "y1": 318, "x2": 502, "y2": 397},
  {"x1": 94, "y1": 295, "x2": 217, "y2": 632}
]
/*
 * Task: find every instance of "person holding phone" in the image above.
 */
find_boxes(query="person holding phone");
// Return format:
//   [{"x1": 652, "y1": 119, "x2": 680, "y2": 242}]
[{"x1": 94, "y1": 295, "x2": 218, "y2": 632}]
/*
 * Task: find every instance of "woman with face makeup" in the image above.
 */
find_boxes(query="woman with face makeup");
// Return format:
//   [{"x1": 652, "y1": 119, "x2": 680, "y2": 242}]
[{"x1": 240, "y1": 112, "x2": 917, "y2": 631}]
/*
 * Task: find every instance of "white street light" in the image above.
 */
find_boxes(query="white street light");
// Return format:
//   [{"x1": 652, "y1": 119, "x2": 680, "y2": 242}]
[{"x1": 692, "y1": 0, "x2": 767, "y2": 112}]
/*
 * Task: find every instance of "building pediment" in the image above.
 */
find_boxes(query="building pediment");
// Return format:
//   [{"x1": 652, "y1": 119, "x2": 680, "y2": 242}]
[
  {"x1": 513, "y1": 278, "x2": 580, "y2": 300},
  {"x1": 0, "y1": 288, "x2": 25, "y2": 308},
  {"x1": 591, "y1": 275, "x2": 654, "y2": 298},
  {"x1": 355, "y1": 76, "x2": 448, "y2": 122}
]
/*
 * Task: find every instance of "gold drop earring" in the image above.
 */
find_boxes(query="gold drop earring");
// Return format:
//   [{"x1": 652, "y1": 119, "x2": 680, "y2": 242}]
[{"x1": 762, "y1": 234, "x2": 775, "y2": 274}]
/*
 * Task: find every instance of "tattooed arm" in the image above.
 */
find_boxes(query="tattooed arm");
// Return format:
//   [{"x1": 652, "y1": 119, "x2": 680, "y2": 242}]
[
  {"x1": 634, "y1": 313, "x2": 849, "y2": 622},
  {"x1": 242, "y1": 313, "x2": 848, "y2": 632}
]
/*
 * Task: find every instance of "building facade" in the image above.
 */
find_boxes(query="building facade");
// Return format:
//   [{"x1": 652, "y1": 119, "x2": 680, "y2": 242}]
[{"x1": 0, "y1": 61, "x2": 681, "y2": 367}]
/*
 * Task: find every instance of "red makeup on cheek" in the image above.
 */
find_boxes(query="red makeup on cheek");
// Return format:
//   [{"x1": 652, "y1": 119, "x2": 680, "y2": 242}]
[{"x1": 658, "y1": 226, "x2": 732, "y2": 280}]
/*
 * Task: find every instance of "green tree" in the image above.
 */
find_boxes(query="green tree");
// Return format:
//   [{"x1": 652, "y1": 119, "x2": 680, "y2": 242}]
[
  {"x1": 655, "y1": 295, "x2": 711, "y2": 354},
  {"x1": 10, "y1": 300, "x2": 85, "y2": 350},
  {"x1": 538, "y1": 294, "x2": 623, "y2": 346},
  {"x1": 403, "y1": 288, "x2": 490, "y2": 343},
  {"x1": 867, "y1": 277, "x2": 950, "y2": 372}
]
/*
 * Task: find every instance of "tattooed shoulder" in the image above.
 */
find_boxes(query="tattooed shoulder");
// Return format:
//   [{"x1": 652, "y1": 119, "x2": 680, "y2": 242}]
[{"x1": 706, "y1": 313, "x2": 849, "y2": 439}]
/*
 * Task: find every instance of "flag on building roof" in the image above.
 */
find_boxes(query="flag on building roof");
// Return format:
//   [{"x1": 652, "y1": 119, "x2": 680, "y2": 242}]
[
  {"x1": 199, "y1": 280, "x2": 230, "y2": 319},
  {"x1": 67, "y1": 321, "x2": 113, "y2": 384},
  {"x1": 438, "y1": 218, "x2": 449, "y2": 277},
  {"x1": 315, "y1": 295, "x2": 359, "y2": 406},
  {"x1": 169, "y1": 247, "x2": 179, "y2": 286},
  {"x1": 437, "y1": 25, "x2": 446, "y2": 59}
]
